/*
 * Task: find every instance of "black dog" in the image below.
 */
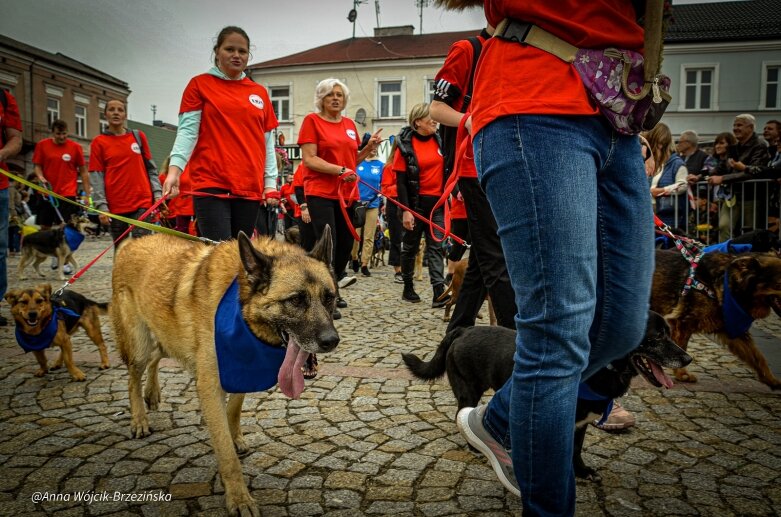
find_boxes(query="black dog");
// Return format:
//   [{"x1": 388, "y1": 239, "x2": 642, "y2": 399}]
[
  {"x1": 18, "y1": 215, "x2": 90, "y2": 280},
  {"x1": 402, "y1": 311, "x2": 692, "y2": 480}
]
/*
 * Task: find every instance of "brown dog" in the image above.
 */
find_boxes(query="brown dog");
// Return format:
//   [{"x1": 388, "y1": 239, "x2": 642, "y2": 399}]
[
  {"x1": 5, "y1": 284, "x2": 110, "y2": 381},
  {"x1": 651, "y1": 249, "x2": 781, "y2": 389},
  {"x1": 110, "y1": 229, "x2": 338, "y2": 516},
  {"x1": 438, "y1": 258, "x2": 496, "y2": 325}
]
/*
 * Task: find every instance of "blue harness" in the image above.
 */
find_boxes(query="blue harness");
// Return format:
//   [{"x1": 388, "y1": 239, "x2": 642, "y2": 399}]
[
  {"x1": 214, "y1": 279, "x2": 287, "y2": 394},
  {"x1": 702, "y1": 240, "x2": 752, "y2": 254},
  {"x1": 15, "y1": 306, "x2": 81, "y2": 353},
  {"x1": 577, "y1": 382, "x2": 614, "y2": 427},
  {"x1": 64, "y1": 225, "x2": 85, "y2": 252}
]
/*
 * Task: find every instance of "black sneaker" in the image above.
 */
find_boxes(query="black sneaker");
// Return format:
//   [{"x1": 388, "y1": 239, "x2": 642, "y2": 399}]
[
  {"x1": 336, "y1": 297, "x2": 348, "y2": 308},
  {"x1": 432, "y1": 283, "x2": 450, "y2": 309},
  {"x1": 351, "y1": 259, "x2": 360, "y2": 273},
  {"x1": 361, "y1": 265, "x2": 371, "y2": 277}
]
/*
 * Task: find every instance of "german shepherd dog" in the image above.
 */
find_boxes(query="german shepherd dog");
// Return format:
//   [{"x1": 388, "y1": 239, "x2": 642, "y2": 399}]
[
  {"x1": 17, "y1": 214, "x2": 90, "y2": 281},
  {"x1": 4, "y1": 284, "x2": 111, "y2": 381},
  {"x1": 651, "y1": 249, "x2": 781, "y2": 389},
  {"x1": 402, "y1": 311, "x2": 691, "y2": 480},
  {"x1": 110, "y1": 229, "x2": 339, "y2": 516}
]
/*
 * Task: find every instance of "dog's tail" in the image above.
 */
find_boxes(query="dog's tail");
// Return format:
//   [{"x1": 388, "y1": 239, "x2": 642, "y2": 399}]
[
  {"x1": 401, "y1": 327, "x2": 466, "y2": 380},
  {"x1": 86, "y1": 300, "x2": 110, "y2": 316}
]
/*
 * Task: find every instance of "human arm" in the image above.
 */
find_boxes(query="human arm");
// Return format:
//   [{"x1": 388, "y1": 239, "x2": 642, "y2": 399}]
[
  {"x1": 33, "y1": 164, "x2": 47, "y2": 185},
  {"x1": 301, "y1": 143, "x2": 355, "y2": 183},
  {"x1": 356, "y1": 128, "x2": 383, "y2": 164},
  {"x1": 430, "y1": 100, "x2": 466, "y2": 128},
  {"x1": 294, "y1": 185, "x2": 310, "y2": 223},
  {"x1": 78, "y1": 164, "x2": 91, "y2": 198},
  {"x1": 164, "y1": 110, "x2": 202, "y2": 197},
  {"x1": 264, "y1": 132, "x2": 279, "y2": 206},
  {"x1": 0, "y1": 127, "x2": 22, "y2": 164}
]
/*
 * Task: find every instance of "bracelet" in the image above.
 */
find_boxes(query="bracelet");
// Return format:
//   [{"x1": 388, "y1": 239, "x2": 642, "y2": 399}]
[{"x1": 338, "y1": 166, "x2": 346, "y2": 176}]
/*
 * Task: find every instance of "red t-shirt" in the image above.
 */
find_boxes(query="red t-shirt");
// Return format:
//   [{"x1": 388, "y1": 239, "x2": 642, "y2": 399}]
[
  {"x1": 89, "y1": 132, "x2": 153, "y2": 214},
  {"x1": 434, "y1": 34, "x2": 487, "y2": 113},
  {"x1": 450, "y1": 194, "x2": 467, "y2": 220},
  {"x1": 472, "y1": 1, "x2": 643, "y2": 135},
  {"x1": 297, "y1": 113, "x2": 361, "y2": 201},
  {"x1": 380, "y1": 162, "x2": 397, "y2": 199},
  {"x1": 180, "y1": 74, "x2": 278, "y2": 197},
  {"x1": 280, "y1": 182, "x2": 300, "y2": 218},
  {"x1": 392, "y1": 136, "x2": 444, "y2": 197},
  {"x1": 0, "y1": 90, "x2": 22, "y2": 190},
  {"x1": 32, "y1": 138, "x2": 85, "y2": 197}
]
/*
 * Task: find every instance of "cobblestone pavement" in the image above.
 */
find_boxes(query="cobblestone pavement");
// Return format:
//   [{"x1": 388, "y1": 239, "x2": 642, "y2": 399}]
[{"x1": 1, "y1": 237, "x2": 780, "y2": 517}]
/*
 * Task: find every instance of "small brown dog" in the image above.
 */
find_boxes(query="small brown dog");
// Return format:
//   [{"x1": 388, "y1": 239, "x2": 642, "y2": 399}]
[
  {"x1": 414, "y1": 239, "x2": 426, "y2": 281},
  {"x1": 5, "y1": 284, "x2": 111, "y2": 381},
  {"x1": 438, "y1": 258, "x2": 497, "y2": 325}
]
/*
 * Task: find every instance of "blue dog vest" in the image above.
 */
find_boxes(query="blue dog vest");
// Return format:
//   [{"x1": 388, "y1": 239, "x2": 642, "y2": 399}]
[
  {"x1": 722, "y1": 272, "x2": 754, "y2": 338},
  {"x1": 214, "y1": 279, "x2": 287, "y2": 393},
  {"x1": 64, "y1": 225, "x2": 85, "y2": 252},
  {"x1": 577, "y1": 383, "x2": 613, "y2": 427},
  {"x1": 15, "y1": 306, "x2": 81, "y2": 353}
]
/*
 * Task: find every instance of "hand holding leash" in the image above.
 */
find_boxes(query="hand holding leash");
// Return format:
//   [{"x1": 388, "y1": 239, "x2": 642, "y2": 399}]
[{"x1": 162, "y1": 165, "x2": 182, "y2": 198}]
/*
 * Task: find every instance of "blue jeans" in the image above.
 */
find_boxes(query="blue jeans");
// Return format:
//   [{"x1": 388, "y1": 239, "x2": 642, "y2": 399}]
[
  {"x1": 0, "y1": 188, "x2": 8, "y2": 299},
  {"x1": 474, "y1": 115, "x2": 654, "y2": 516}
]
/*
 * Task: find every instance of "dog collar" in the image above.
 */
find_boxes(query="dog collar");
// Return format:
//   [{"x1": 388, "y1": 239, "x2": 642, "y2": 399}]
[
  {"x1": 214, "y1": 278, "x2": 287, "y2": 394},
  {"x1": 15, "y1": 306, "x2": 81, "y2": 353},
  {"x1": 722, "y1": 272, "x2": 754, "y2": 338},
  {"x1": 64, "y1": 225, "x2": 85, "y2": 252}
]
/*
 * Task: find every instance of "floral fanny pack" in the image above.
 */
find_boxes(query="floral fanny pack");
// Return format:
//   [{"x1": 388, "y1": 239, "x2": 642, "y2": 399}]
[{"x1": 494, "y1": 19, "x2": 671, "y2": 136}]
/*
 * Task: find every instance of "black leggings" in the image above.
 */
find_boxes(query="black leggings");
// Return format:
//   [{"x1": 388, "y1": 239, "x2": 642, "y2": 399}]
[
  {"x1": 307, "y1": 196, "x2": 355, "y2": 277},
  {"x1": 193, "y1": 188, "x2": 260, "y2": 241},
  {"x1": 109, "y1": 208, "x2": 153, "y2": 248}
]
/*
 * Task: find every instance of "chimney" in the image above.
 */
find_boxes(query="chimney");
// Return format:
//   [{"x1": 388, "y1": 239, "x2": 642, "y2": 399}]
[{"x1": 374, "y1": 26, "x2": 415, "y2": 37}]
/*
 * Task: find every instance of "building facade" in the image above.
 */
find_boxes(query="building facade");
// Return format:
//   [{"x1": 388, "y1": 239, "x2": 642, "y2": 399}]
[{"x1": 0, "y1": 34, "x2": 130, "y2": 175}]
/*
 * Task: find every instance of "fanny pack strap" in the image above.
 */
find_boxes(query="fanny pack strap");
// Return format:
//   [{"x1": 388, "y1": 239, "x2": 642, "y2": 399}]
[{"x1": 494, "y1": 0, "x2": 666, "y2": 96}]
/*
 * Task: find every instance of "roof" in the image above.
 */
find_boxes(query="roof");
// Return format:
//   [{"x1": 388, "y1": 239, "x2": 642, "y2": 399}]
[
  {"x1": 666, "y1": 0, "x2": 781, "y2": 43},
  {"x1": 249, "y1": 29, "x2": 479, "y2": 70},
  {"x1": 250, "y1": 1, "x2": 780, "y2": 70},
  {"x1": 127, "y1": 120, "x2": 176, "y2": 167},
  {"x1": 0, "y1": 34, "x2": 128, "y2": 88}
]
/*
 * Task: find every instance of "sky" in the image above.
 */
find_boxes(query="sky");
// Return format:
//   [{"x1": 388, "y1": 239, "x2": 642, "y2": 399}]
[
  {"x1": 0, "y1": 0, "x2": 484, "y2": 124},
  {"x1": 0, "y1": 0, "x2": 722, "y2": 125}
]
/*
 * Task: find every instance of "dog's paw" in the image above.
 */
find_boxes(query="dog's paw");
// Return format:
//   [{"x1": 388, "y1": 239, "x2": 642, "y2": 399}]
[
  {"x1": 99, "y1": 362, "x2": 111, "y2": 370},
  {"x1": 34, "y1": 368, "x2": 47, "y2": 377},
  {"x1": 50, "y1": 362, "x2": 63, "y2": 370},
  {"x1": 225, "y1": 491, "x2": 259, "y2": 517},
  {"x1": 674, "y1": 367, "x2": 698, "y2": 383},
  {"x1": 130, "y1": 417, "x2": 152, "y2": 438},
  {"x1": 70, "y1": 370, "x2": 87, "y2": 382},
  {"x1": 233, "y1": 434, "x2": 249, "y2": 454},
  {"x1": 144, "y1": 390, "x2": 161, "y2": 411}
]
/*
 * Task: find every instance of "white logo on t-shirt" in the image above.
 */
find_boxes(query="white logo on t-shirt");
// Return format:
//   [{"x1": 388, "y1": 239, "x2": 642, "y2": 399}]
[
  {"x1": 249, "y1": 94, "x2": 264, "y2": 109},
  {"x1": 131, "y1": 142, "x2": 141, "y2": 154},
  {"x1": 346, "y1": 129, "x2": 357, "y2": 140},
  {"x1": 62, "y1": 153, "x2": 72, "y2": 162}
]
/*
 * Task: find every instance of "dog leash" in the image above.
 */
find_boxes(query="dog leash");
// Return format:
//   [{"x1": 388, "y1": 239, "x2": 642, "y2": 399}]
[{"x1": 653, "y1": 215, "x2": 716, "y2": 300}]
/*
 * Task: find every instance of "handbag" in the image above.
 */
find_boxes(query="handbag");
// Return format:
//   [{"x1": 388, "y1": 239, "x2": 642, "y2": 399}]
[
  {"x1": 352, "y1": 201, "x2": 368, "y2": 229},
  {"x1": 494, "y1": 1, "x2": 671, "y2": 136}
]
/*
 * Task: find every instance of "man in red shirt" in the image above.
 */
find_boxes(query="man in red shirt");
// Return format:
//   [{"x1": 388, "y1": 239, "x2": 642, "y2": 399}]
[
  {"x1": 0, "y1": 88, "x2": 23, "y2": 326},
  {"x1": 89, "y1": 99, "x2": 161, "y2": 246},
  {"x1": 33, "y1": 119, "x2": 91, "y2": 229}
]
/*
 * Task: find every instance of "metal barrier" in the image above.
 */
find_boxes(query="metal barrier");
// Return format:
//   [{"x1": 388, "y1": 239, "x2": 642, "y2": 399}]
[{"x1": 658, "y1": 179, "x2": 780, "y2": 244}]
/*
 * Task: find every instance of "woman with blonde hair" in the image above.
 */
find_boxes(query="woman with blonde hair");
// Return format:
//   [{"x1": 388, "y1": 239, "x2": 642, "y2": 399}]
[
  {"x1": 393, "y1": 102, "x2": 448, "y2": 306},
  {"x1": 648, "y1": 123, "x2": 688, "y2": 228}
]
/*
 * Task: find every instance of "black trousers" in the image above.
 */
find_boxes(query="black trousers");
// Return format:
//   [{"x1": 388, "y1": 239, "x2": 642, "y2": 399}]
[
  {"x1": 446, "y1": 177, "x2": 517, "y2": 331},
  {"x1": 400, "y1": 195, "x2": 446, "y2": 287},
  {"x1": 385, "y1": 199, "x2": 403, "y2": 267},
  {"x1": 109, "y1": 207, "x2": 153, "y2": 248},
  {"x1": 448, "y1": 217, "x2": 469, "y2": 262},
  {"x1": 307, "y1": 195, "x2": 355, "y2": 278},
  {"x1": 194, "y1": 188, "x2": 260, "y2": 242}
]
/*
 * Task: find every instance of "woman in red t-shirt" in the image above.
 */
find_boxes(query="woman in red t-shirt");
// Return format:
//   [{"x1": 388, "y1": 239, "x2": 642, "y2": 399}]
[
  {"x1": 298, "y1": 78, "x2": 381, "y2": 296},
  {"x1": 380, "y1": 143, "x2": 402, "y2": 282},
  {"x1": 393, "y1": 103, "x2": 447, "y2": 306},
  {"x1": 163, "y1": 26, "x2": 279, "y2": 241}
]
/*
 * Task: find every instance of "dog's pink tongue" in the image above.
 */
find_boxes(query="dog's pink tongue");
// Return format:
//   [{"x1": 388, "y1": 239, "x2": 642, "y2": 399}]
[
  {"x1": 277, "y1": 337, "x2": 309, "y2": 399},
  {"x1": 650, "y1": 361, "x2": 675, "y2": 389}
]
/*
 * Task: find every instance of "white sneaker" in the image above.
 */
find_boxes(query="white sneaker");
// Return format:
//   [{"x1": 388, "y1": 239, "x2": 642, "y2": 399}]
[
  {"x1": 63, "y1": 264, "x2": 74, "y2": 275},
  {"x1": 338, "y1": 276, "x2": 357, "y2": 289},
  {"x1": 50, "y1": 257, "x2": 59, "y2": 270}
]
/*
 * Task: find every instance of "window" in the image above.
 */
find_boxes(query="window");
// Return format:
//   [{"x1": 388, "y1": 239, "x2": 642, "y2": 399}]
[
  {"x1": 74, "y1": 105, "x2": 87, "y2": 137},
  {"x1": 682, "y1": 67, "x2": 715, "y2": 110},
  {"x1": 98, "y1": 101, "x2": 109, "y2": 133},
  {"x1": 426, "y1": 79, "x2": 436, "y2": 104},
  {"x1": 762, "y1": 63, "x2": 781, "y2": 109},
  {"x1": 378, "y1": 81, "x2": 402, "y2": 118},
  {"x1": 47, "y1": 97, "x2": 60, "y2": 129},
  {"x1": 269, "y1": 86, "x2": 290, "y2": 121}
]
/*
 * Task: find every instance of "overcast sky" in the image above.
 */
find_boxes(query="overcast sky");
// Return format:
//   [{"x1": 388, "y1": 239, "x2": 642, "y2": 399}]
[{"x1": 1, "y1": 0, "x2": 721, "y2": 125}]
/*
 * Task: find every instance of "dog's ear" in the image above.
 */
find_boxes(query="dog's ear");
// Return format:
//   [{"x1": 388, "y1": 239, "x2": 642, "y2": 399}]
[
  {"x1": 309, "y1": 225, "x2": 333, "y2": 266},
  {"x1": 36, "y1": 284, "x2": 52, "y2": 301},
  {"x1": 4, "y1": 289, "x2": 20, "y2": 306},
  {"x1": 237, "y1": 231, "x2": 274, "y2": 292}
]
